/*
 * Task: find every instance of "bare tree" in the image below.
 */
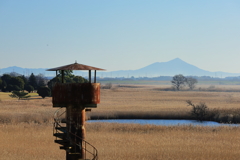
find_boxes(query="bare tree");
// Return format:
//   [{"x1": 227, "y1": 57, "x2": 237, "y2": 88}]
[
  {"x1": 186, "y1": 77, "x2": 198, "y2": 90},
  {"x1": 36, "y1": 73, "x2": 46, "y2": 87},
  {"x1": 171, "y1": 74, "x2": 186, "y2": 91}
]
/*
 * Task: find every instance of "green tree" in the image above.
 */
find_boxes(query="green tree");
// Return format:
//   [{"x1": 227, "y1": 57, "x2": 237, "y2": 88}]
[
  {"x1": 1, "y1": 74, "x2": 12, "y2": 85},
  {"x1": 1, "y1": 75, "x2": 25, "y2": 92},
  {"x1": 47, "y1": 73, "x2": 88, "y2": 91},
  {"x1": 9, "y1": 91, "x2": 31, "y2": 100},
  {"x1": 9, "y1": 77, "x2": 24, "y2": 90},
  {"x1": 47, "y1": 77, "x2": 61, "y2": 91},
  {"x1": 37, "y1": 87, "x2": 51, "y2": 98},
  {"x1": 56, "y1": 70, "x2": 75, "y2": 83},
  {"x1": 7, "y1": 85, "x2": 21, "y2": 92},
  {"x1": 0, "y1": 78, "x2": 2, "y2": 90},
  {"x1": 171, "y1": 74, "x2": 187, "y2": 91},
  {"x1": 73, "y1": 76, "x2": 88, "y2": 83},
  {"x1": 28, "y1": 73, "x2": 38, "y2": 90},
  {"x1": 1, "y1": 81, "x2": 7, "y2": 92},
  {"x1": 19, "y1": 75, "x2": 28, "y2": 85},
  {"x1": 25, "y1": 84, "x2": 34, "y2": 93},
  {"x1": 58, "y1": 70, "x2": 74, "y2": 78}
]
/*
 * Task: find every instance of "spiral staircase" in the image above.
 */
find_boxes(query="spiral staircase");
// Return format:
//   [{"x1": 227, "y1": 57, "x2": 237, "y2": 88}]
[{"x1": 53, "y1": 107, "x2": 98, "y2": 160}]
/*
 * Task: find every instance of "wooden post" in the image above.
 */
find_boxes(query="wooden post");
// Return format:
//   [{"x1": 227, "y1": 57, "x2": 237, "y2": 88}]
[
  {"x1": 89, "y1": 70, "x2": 91, "y2": 83},
  {"x1": 94, "y1": 70, "x2": 96, "y2": 83},
  {"x1": 61, "y1": 70, "x2": 64, "y2": 83}
]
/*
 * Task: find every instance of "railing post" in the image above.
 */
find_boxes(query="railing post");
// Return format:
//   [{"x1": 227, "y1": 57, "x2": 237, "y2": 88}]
[{"x1": 94, "y1": 70, "x2": 96, "y2": 83}]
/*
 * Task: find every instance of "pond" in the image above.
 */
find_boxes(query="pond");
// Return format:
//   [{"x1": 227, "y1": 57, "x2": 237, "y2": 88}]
[{"x1": 88, "y1": 119, "x2": 239, "y2": 126}]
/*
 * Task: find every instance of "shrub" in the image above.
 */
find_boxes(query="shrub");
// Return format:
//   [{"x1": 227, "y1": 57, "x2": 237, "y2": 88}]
[
  {"x1": 25, "y1": 84, "x2": 34, "y2": 93},
  {"x1": 186, "y1": 100, "x2": 209, "y2": 122},
  {"x1": 37, "y1": 87, "x2": 51, "y2": 99}
]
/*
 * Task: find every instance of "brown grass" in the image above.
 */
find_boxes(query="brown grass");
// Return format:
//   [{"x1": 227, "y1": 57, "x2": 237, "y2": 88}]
[
  {"x1": 0, "y1": 124, "x2": 64, "y2": 160},
  {"x1": 0, "y1": 96, "x2": 55, "y2": 124},
  {"x1": 98, "y1": 85, "x2": 240, "y2": 112},
  {"x1": 88, "y1": 85, "x2": 240, "y2": 122},
  {"x1": 86, "y1": 123, "x2": 240, "y2": 160},
  {"x1": 1, "y1": 123, "x2": 240, "y2": 160},
  {"x1": 1, "y1": 84, "x2": 240, "y2": 159}
]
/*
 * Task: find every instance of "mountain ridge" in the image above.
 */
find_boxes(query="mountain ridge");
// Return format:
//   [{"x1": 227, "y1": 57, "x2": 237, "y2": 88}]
[{"x1": 1, "y1": 58, "x2": 240, "y2": 78}]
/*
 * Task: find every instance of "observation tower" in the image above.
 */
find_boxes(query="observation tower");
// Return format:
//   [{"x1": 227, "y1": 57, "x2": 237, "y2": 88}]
[{"x1": 47, "y1": 62, "x2": 105, "y2": 160}]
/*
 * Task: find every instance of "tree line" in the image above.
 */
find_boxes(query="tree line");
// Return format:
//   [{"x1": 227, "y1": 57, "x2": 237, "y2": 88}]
[
  {"x1": 0, "y1": 72, "x2": 46, "y2": 93},
  {"x1": 0, "y1": 71, "x2": 88, "y2": 99}
]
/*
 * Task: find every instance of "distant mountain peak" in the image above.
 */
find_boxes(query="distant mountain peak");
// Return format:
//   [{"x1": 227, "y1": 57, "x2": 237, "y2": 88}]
[{"x1": 167, "y1": 58, "x2": 184, "y2": 63}]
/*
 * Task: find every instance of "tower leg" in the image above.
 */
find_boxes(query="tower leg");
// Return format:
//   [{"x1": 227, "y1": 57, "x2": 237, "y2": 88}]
[{"x1": 66, "y1": 105, "x2": 86, "y2": 160}]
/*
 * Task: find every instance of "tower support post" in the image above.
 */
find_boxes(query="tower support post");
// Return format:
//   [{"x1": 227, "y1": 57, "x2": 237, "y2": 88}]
[{"x1": 66, "y1": 105, "x2": 86, "y2": 160}]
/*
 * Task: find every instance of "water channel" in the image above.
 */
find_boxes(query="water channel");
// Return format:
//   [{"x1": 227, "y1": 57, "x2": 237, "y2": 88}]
[{"x1": 88, "y1": 119, "x2": 239, "y2": 126}]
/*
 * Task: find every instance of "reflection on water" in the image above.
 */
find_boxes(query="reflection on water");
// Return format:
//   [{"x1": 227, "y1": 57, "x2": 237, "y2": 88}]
[{"x1": 88, "y1": 119, "x2": 239, "y2": 126}]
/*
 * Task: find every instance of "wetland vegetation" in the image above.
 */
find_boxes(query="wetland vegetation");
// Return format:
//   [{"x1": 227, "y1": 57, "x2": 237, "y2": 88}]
[{"x1": 1, "y1": 84, "x2": 240, "y2": 159}]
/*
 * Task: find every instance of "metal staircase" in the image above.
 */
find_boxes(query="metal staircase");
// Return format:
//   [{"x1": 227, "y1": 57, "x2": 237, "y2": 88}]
[{"x1": 53, "y1": 108, "x2": 98, "y2": 160}]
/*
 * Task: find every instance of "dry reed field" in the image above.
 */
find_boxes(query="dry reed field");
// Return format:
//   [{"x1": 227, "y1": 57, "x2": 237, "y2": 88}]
[
  {"x1": 99, "y1": 85, "x2": 240, "y2": 112},
  {"x1": 86, "y1": 123, "x2": 240, "y2": 160},
  {"x1": 0, "y1": 94, "x2": 55, "y2": 124},
  {"x1": 90, "y1": 85, "x2": 240, "y2": 121},
  {"x1": 1, "y1": 84, "x2": 240, "y2": 159},
  {"x1": 1, "y1": 123, "x2": 240, "y2": 160}
]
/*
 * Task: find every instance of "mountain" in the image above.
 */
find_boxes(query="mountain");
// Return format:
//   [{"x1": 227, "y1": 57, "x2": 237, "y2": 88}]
[
  {"x1": 0, "y1": 66, "x2": 48, "y2": 76},
  {"x1": 98, "y1": 58, "x2": 240, "y2": 77},
  {"x1": 1, "y1": 58, "x2": 240, "y2": 78}
]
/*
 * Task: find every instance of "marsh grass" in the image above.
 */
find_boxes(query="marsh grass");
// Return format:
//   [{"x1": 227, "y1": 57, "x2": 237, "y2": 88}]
[
  {"x1": 1, "y1": 123, "x2": 240, "y2": 160},
  {"x1": 86, "y1": 123, "x2": 240, "y2": 160},
  {"x1": 1, "y1": 85, "x2": 240, "y2": 159},
  {"x1": 1, "y1": 85, "x2": 240, "y2": 124},
  {"x1": 89, "y1": 85, "x2": 240, "y2": 123},
  {"x1": 0, "y1": 97, "x2": 54, "y2": 124},
  {"x1": 0, "y1": 124, "x2": 64, "y2": 160}
]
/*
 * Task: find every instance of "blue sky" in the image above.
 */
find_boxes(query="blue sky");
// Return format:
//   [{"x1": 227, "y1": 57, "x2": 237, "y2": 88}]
[{"x1": 1, "y1": 0, "x2": 240, "y2": 72}]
